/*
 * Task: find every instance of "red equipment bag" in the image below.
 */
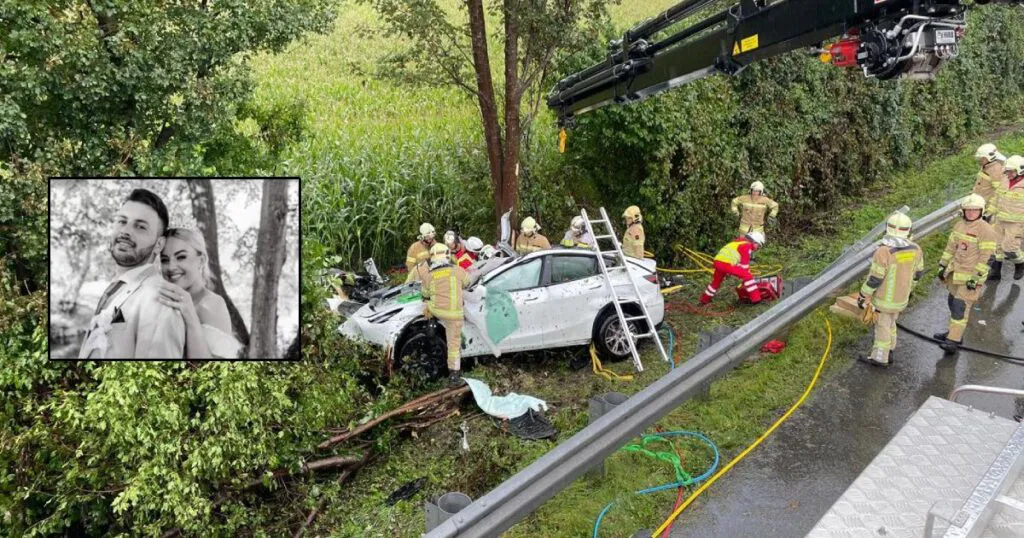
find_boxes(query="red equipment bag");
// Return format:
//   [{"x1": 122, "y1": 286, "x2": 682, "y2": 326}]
[{"x1": 736, "y1": 275, "x2": 783, "y2": 303}]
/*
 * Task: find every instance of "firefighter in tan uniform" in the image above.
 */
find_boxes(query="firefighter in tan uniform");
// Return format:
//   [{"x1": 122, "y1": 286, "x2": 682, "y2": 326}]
[
  {"x1": 971, "y1": 143, "x2": 1005, "y2": 221},
  {"x1": 514, "y1": 216, "x2": 551, "y2": 256},
  {"x1": 560, "y1": 216, "x2": 595, "y2": 248},
  {"x1": 856, "y1": 212, "x2": 924, "y2": 367},
  {"x1": 934, "y1": 194, "x2": 999, "y2": 353},
  {"x1": 989, "y1": 155, "x2": 1024, "y2": 281},
  {"x1": 621, "y1": 205, "x2": 645, "y2": 258},
  {"x1": 731, "y1": 181, "x2": 779, "y2": 237},
  {"x1": 405, "y1": 223, "x2": 437, "y2": 282},
  {"x1": 420, "y1": 243, "x2": 472, "y2": 387}
]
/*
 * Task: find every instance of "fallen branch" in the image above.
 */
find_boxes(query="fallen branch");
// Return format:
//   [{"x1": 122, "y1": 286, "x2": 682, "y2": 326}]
[
  {"x1": 319, "y1": 385, "x2": 469, "y2": 449},
  {"x1": 241, "y1": 455, "x2": 365, "y2": 490},
  {"x1": 293, "y1": 450, "x2": 373, "y2": 538}
]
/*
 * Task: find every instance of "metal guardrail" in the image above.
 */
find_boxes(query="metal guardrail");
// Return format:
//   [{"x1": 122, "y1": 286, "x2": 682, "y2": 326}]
[{"x1": 426, "y1": 199, "x2": 962, "y2": 537}]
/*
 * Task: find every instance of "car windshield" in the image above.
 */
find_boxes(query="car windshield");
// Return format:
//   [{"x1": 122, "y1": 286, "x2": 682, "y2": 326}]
[
  {"x1": 550, "y1": 255, "x2": 597, "y2": 284},
  {"x1": 485, "y1": 258, "x2": 542, "y2": 293}
]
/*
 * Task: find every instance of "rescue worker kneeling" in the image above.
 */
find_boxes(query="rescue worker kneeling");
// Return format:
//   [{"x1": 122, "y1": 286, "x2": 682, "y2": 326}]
[
  {"x1": 700, "y1": 231, "x2": 765, "y2": 305},
  {"x1": 934, "y1": 194, "x2": 998, "y2": 353},
  {"x1": 420, "y1": 243, "x2": 472, "y2": 387},
  {"x1": 855, "y1": 212, "x2": 924, "y2": 368}
]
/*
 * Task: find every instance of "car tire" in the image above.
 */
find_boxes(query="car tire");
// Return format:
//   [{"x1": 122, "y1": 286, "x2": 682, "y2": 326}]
[
  {"x1": 395, "y1": 322, "x2": 448, "y2": 380},
  {"x1": 594, "y1": 310, "x2": 646, "y2": 363}
]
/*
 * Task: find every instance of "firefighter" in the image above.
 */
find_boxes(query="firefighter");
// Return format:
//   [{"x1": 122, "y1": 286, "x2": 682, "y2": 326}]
[
  {"x1": 989, "y1": 154, "x2": 1024, "y2": 281},
  {"x1": 420, "y1": 243, "x2": 472, "y2": 387},
  {"x1": 700, "y1": 231, "x2": 765, "y2": 305},
  {"x1": 406, "y1": 223, "x2": 436, "y2": 275},
  {"x1": 445, "y1": 230, "x2": 475, "y2": 270},
  {"x1": 933, "y1": 194, "x2": 998, "y2": 353},
  {"x1": 464, "y1": 236, "x2": 484, "y2": 265},
  {"x1": 515, "y1": 216, "x2": 551, "y2": 255},
  {"x1": 730, "y1": 181, "x2": 780, "y2": 237},
  {"x1": 855, "y1": 212, "x2": 924, "y2": 368},
  {"x1": 972, "y1": 143, "x2": 1005, "y2": 222},
  {"x1": 560, "y1": 216, "x2": 595, "y2": 248},
  {"x1": 621, "y1": 205, "x2": 645, "y2": 258}
]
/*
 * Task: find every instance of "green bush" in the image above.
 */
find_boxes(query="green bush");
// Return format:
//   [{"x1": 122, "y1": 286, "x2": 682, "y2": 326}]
[{"x1": 559, "y1": 4, "x2": 1024, "y2": 255}]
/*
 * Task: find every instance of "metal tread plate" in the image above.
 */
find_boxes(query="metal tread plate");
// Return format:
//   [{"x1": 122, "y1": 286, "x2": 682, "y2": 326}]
[{"x1": 807, "y1": 396, "x2": 1018, "y2": 538}]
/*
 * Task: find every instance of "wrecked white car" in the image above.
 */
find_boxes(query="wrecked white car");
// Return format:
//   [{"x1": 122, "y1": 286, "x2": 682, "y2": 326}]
[{"x1": 338, "y1": 248, "x2": 664, "y2": 375}]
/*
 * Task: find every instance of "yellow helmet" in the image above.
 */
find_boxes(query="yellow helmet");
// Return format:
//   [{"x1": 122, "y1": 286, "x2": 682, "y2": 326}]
[
  {"x1": 750, "y1": 181, "x2": 765, "y2": 193},
  {"x1": 1005, "y1": 155, "x2": 1024, "y2": 175},
  {"x1": 960, "y1": 193, "x2": 986, "y2": 211},
  {"x1": 885, "y1": 212, "x2": 912, "y2": 239},
  {"x1": 622, "y1": 205, "x2": 642, "y2": 224},
  {"x1": 521, "y1": 216, "x2": 539, "y2": 234},
  {"x1": 429, "y1": 243, "x2": 450, "y2": 263},
  {"x1": 974, "y1": 143, "x2": 998, "y2": 163},
  {"x1": 418, "y1": 222, "x2": 436, "y2": 241}
]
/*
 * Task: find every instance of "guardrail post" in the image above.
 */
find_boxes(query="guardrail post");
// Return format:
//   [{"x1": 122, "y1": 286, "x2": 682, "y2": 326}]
[
  {"x1": 425, "y1": 492, "x2": 473, "y2": 532},
  {"x1": 586, "y1": 392, "x2": 628, "y2": 480}
]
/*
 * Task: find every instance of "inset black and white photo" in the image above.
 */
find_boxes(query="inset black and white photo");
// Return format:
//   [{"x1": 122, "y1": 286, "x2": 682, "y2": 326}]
[{"x1": 49, "y1": 178, "x2": 299, "y2": 360}]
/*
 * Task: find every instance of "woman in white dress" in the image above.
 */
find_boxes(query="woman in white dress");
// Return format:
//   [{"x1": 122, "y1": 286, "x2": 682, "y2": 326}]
[{"x1": 156, "y1": 228, "x2": 242, "y2": 359}]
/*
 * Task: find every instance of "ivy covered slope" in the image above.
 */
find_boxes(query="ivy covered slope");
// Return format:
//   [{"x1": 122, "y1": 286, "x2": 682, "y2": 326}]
[{"x1": 559, "y1": 3, "x2": 1024, "y2": 254}]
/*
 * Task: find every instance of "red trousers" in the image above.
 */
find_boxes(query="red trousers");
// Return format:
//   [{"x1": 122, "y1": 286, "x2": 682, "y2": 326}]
[{"x1": 700, "y1": 261, "x2": 761, "y2": 304}]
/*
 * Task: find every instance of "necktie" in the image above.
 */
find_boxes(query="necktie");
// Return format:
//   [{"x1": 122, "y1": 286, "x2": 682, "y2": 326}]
[{"x1": 94, "y1": 280, "x2": 125, "y2": 315}]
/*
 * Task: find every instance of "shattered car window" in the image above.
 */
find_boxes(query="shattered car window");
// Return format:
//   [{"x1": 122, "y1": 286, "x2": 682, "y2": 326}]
[
  {"x1": 550, "y1": 255, "x2": 597, "y2": 284},
  {"x1": 485, "y1": 258, "x2": 541, "y2": 293}
]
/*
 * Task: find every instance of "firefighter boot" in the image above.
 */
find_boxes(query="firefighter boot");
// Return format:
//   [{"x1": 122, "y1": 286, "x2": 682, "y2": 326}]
[
  {"x1": 933, "y1": 331, "x2": 949, "y2": 341},
  {"x1": 448, "y1": 369, "x2": 465, "y2": 388},
  {"x1": 939, "y1": 339, "x2": 961, "y2": 354},
  {"x1": 988, "y1": 260, "x2": 1003, "y2": 281},
  {"x1": 1014, "y1": 262, "x2": 1024, "y2": 280}
]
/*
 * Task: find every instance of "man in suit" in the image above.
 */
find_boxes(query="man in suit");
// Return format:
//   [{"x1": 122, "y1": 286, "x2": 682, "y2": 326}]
[{"x1": 79, "y1": 188, "x2": 186, "y2": 359}]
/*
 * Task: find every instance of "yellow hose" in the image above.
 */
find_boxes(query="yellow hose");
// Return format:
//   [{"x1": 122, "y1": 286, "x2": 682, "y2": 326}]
[
  {"x1": 651, "y1": 316, "x2": 833, "y2": 535},
  {"x1": 591, "y1": 344, "x2": 634, "y2": 382},
  {"x1": 654, "y1": 244, "x2": 783, "y2": 277}
]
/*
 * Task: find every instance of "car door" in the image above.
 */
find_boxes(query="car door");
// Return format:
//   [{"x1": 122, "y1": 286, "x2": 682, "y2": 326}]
[
  {"x1": 482, "y1": 257, "x2": 547, "y2": 352},
  {"x1": 544, "y1": 253, "x2": 607, "y2": 345}
]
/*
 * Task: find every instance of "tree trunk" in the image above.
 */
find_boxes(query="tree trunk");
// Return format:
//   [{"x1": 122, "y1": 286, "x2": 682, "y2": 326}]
[
  {"x1": 186, "y1": 179, "x2": 250, "y2": 346},
  {"x1": 501, "y1": 0, "x2": 521, "y2": 228},
  {"x1": 249, "y1": 180, "x2": 289, "y2": 359},
  {"x1": 466, "y1": 0, "x2": 506, "y2": 233}
]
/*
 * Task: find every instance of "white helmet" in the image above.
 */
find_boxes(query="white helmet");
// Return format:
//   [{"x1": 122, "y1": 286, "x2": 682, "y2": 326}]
[
  {"x1": 750, "y1": 181, "x2": 765, "y2": 193},
  {"x1": 521, "y1": 216, "x2": 539, "y2": 235},
  {"x1": 975, "y1": 143, "x2": 998, "y2": 163},
  {"x1": 745, "y1": 231, "x2": 765, "y2": 247},
  {"x1": 961, "y1": 193, "x2": 986, "y2": 211},
  {"x1": 418, "y1": 222, "x2": 436, "y2": 241},
  {"x1": 570, "y1": 215, "x2": 585, "y2": 234},
  {"x1": 465, "y1": 236, "x2": 484, "y2": 253},
  {"x1": 480, "y1": 244, "x2": 496, "y2": 259},
  {"x1": 885, "y1": 212, "x2": 912, "y2": 239},
  {"x1": 443, "y1": 230, "x2": 458, "y2": 248},
  {"x1": 1005, "y1": 155, "x2": 1024, "y2": 176}
]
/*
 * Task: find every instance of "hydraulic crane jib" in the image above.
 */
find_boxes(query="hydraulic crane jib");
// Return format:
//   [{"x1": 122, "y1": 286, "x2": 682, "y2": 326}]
[{"x1": 548, "y1": 0, "x2": 1022, "y2": 126}]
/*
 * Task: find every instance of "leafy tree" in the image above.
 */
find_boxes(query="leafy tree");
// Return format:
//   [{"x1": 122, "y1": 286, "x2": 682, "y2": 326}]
[
  {"x1": 366, "y1": 0, "x2": 613, "y2": 229},
  {"x1": 0, "y1": 0, "x2": 337, "y2": 176}
]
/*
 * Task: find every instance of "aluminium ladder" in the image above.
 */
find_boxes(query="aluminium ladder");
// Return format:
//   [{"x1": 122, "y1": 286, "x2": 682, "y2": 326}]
[{"x1": 581, "y1": 207, "x2": 671, "y2": 373}]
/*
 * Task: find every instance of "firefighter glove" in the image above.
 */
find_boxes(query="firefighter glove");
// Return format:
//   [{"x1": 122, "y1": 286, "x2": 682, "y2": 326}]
[
  {"x1": 857, "y1": 292, "x2": 867, "y2": 310},
  {"x1": 937, "y1": 266, "x2": 947, "y2": 282}
]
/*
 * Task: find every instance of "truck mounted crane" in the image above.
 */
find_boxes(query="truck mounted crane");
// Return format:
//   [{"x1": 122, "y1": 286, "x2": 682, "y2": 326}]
[{"x1": 548, "y1": 0, "x2": 1023, "y2": 127}]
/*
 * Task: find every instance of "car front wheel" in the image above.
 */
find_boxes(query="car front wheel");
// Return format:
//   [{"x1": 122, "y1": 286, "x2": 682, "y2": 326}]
[{"x1": 395, "y1": 322, "x2": 448, "y2": 380}]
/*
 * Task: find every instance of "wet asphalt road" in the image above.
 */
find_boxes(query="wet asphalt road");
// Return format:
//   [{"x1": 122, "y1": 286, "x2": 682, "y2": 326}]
[{"x1": 670, "y1": 275, "x2": 1024, "y2": 538}]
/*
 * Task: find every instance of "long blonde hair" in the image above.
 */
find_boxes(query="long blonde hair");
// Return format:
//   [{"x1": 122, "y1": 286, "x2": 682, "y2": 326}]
[{"x1": 165, "y1": 228, "x2": 217, "y2": 290}]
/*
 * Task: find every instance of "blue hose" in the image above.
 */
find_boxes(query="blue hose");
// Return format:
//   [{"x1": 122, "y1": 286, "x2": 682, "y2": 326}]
[
  {"x1": 661, "y1": 325, "x2": 676, "y2": 370},
  {"x1": 592, "y1": 430, "x2": 719, "y2": 536}
]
